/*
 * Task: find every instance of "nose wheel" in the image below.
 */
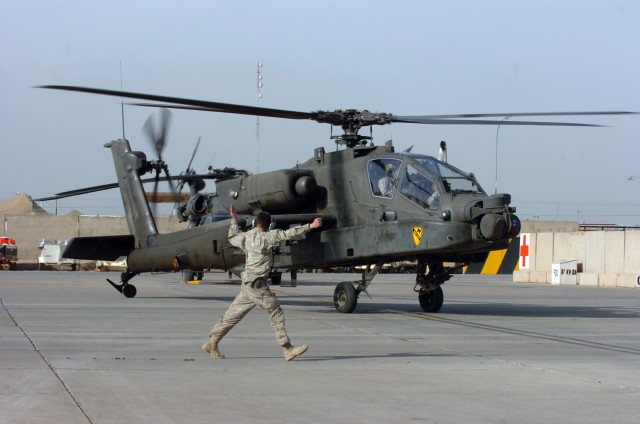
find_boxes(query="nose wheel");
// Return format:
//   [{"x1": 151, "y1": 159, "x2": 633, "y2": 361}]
[
  {"x1": 415, "y1": 260, "x2": 463, "y2": 313},
  {"x1": 418, "y1": 286, "x2": 444, "y2": 312}
]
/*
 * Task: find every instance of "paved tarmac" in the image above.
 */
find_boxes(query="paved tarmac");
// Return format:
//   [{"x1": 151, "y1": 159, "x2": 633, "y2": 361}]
[{"x1": 1, "y1": 271, "x2": 639, "y2": 424}]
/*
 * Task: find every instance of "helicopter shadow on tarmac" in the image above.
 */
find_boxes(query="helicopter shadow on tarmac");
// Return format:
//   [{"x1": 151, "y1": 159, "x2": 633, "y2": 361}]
[
  {"x1": 351, "y1": 300, "x2": 640, "y2": 319},
  {"x1": 427, "y1": 302, "x2": 640, "y2": 319}
]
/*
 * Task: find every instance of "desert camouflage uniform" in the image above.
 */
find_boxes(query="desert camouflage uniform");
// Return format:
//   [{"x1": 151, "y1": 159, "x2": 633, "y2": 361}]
[{"x1": 210, "y1": 218, "x2": 311, "y2": 346}]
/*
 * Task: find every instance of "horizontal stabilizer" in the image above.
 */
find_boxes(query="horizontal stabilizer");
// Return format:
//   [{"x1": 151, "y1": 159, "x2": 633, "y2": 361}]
[{"x1": 62, "y1": 235, "x2": 135, "y2": 261}]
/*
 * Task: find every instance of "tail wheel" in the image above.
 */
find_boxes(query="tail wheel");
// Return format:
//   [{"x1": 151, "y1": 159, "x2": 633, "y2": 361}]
[
  {"x1": 333, "y1": 282, "x2": 359, "y2": 313},
  {"x1": 122, "y1": 284, "x2": 137, "y2": 298},
  {"x1": 418, "y1": 286, "x2": 444, "y2": 313}
]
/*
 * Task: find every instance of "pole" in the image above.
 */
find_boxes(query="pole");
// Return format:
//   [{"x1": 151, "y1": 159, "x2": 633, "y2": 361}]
[
  {"x1": 495, "y1": 115, "x2": 510, "y2": 194},
  {"x1": 256, "y1": 62, "x2": 263, "y2": 174}
]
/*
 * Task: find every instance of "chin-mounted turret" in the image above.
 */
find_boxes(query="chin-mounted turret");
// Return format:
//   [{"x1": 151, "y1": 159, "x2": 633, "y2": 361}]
[{"x1": 461, "y1": 194, "x2": 521, "y2": 241}]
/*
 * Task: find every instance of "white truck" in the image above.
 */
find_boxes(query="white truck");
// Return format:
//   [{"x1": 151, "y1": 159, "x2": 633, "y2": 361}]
[{"x1": 37, "y1": 240, "x2": 77, "y2": 271}]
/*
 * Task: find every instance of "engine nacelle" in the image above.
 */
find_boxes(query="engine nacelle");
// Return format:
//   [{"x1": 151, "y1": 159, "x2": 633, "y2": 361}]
[
  {"x1": 218, "y1": 169, "x2": 320, "y2": 213},
  {"x1": 186, "y1": 193, "x2": 208, "y2": 215},
  {"x1": 178, "y1": 193, "x2": 208, "y2": 222}
]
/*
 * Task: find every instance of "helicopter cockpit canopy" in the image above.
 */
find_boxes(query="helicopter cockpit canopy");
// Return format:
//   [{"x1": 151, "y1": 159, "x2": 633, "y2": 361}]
[
  {"x1": 410, "y1": 155, "x2": 484, "y2": 195},
  {"x1": 368, "y1": 155, "x2": 484, "y2": 211},
  {"x1": 400, "y1": 164, "x2": 441, "y2": 210}
]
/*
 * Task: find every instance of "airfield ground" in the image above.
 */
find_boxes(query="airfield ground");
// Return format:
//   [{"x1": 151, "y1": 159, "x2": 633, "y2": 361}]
[{"x1": 1, "y1": 272, "x2": 639, "y2": 423}]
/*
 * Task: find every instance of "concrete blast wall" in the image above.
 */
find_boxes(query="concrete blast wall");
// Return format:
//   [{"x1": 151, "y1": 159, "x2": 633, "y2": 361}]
[
  {"x1": 2, "y1": 214, "x2": 185, "y2": 265},
  {"x1": 513, "y1": 231, "x2": 640, "y2": 288}
]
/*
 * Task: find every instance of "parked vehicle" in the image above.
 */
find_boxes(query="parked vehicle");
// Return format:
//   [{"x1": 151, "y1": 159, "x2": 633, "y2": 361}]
[
  {"x1": 1, "y1": 236, "x2": 17, "y2": 270},
  {"x1": 38, "y1": 240, "x2": 77, "y2": 271}
]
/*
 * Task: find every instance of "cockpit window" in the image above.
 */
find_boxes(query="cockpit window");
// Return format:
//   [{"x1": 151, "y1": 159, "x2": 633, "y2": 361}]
[
  {"x1": 413, "y1": 156, "x2": 483, "y2": 194},
  {"x1": 400, "y1": 164, "x2": 440, "y2": 210},
  {"x1": 368, "y1": 158, "x2": 402, "y2": 198}
]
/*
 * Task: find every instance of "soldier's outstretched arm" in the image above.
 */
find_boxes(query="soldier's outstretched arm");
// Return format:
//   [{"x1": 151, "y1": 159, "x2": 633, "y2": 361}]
[
  {"x1": 268, "y1": 217, "x2": 322, "y2": 244},
  {"x1": 228, "y1": 205, "x2": 243, "y2": 247}
]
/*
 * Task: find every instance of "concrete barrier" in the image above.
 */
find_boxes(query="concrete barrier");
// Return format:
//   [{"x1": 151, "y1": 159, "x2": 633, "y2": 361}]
[
  {"x1": 513, "y1": 231, "x2": 640, "y2": 288},
  {"x1": 1, "y1": 214, "x2": 186, "y2": 269}
]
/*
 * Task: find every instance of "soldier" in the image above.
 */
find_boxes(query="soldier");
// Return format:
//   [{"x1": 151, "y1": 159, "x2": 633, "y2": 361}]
[
  {"x1": 378, "y1": 164, "x2": 396, "y2": 197},
  {"x1": 202, "y1": 205, "x2": 322, "y2": 361}
]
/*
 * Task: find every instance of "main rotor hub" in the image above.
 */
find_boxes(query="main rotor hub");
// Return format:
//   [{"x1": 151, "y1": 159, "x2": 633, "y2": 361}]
[{"x1": 314, "y1": 109, "x2": 394, "y2": 147}]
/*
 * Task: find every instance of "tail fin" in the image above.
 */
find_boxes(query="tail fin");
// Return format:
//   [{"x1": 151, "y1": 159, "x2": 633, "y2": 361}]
[{"x1": 105, "y1": 139, "x2": 158, "y2": 248}]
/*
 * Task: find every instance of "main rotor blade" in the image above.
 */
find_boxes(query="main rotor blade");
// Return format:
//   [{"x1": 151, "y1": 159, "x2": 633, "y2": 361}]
[
  {"x1": 34, "y1": 182, "x2": 121, "y2": 201},
  {"x1": 34, "y1": 174, "x2": 224, "y2": 202},
  {"x1": 40, "y1": 85, "x2": 313, "y2": 120},
  {"x1": 40, "y1": 85, "x2": 635, "y2": 129},
  {"x1": 131, "y1": 103, "x2": 230, "y2": 113},
  {"x1": 408, "y1": 111, "x2": 637, "y2": 119},
  {"x1": 391, "y1": 116, "x2": 602, "y2": 127}
]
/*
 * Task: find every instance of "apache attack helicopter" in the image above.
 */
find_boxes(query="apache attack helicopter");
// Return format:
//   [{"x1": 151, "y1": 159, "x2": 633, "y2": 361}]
[{"x1": 38, "y1": 85, "x2": 635, "y2": 313}]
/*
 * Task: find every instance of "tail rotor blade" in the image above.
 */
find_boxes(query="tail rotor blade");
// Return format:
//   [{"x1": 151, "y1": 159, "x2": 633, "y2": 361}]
[
  {"x1": 156, "y1": 108, "x2": 171, "y2": 158},
  {"x1": 143, "y1": 108, "x2": 172, "y2": 159},
  {"x1": 150, "y1": 173, "x2": 160, "y2": 216}
]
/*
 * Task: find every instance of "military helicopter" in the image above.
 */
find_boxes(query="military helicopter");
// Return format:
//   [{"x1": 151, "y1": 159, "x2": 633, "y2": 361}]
[{"x1": 38, "y1": 85, "x2": 635, "y2": 313}]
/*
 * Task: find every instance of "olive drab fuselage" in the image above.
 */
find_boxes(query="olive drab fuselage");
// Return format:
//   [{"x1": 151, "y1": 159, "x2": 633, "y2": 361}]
[
  {"x1": 61, "y1": 138, "x2": 519, "y2": 310},
  {"x1": 65, "y1": 139, "x2": 519, "y2": 274}
]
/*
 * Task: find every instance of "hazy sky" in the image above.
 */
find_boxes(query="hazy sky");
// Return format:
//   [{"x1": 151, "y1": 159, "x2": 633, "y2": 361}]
[{"x1": 2, "y1": 0, "x2": 639, "y2": 224}]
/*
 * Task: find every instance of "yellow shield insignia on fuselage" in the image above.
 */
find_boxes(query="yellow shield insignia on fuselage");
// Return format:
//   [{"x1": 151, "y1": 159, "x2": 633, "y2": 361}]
[{"x1": 412, "y1": 226, "x2": 423, "y2": 246}]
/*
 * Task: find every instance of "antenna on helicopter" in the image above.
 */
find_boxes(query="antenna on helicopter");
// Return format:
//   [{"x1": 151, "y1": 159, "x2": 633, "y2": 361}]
[
  {"x1": 120, "y1": 62, "x2": 126, "y2": 140},
  {"x1": 256, "y1": 61, "x2": 263, "y2": 174}
]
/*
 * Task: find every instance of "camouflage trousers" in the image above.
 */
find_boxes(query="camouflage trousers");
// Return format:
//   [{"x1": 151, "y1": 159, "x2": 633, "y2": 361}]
[{"x1": 210, "y1": 282, "x2": 290, "y2": 346}]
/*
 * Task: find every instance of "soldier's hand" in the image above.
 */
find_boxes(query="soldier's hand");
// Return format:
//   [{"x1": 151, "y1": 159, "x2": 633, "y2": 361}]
[
  {"x1": 310, "y1": 218, "x2": 322, "y2": 229},
  {"x1": 229, "y1": 204, "x2": 237, "y2": 220}
]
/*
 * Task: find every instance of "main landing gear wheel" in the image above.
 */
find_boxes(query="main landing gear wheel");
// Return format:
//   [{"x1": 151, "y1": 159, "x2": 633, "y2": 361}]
[
  {"x1": 270, "y1": 272, "x2": 282, "y2": 285},
  {"x1": 418, "y1": 286, "x2": 443, "y2": 313},
  {"x1": 333, "y1": 282, "x2": 359, "y2": 313}
]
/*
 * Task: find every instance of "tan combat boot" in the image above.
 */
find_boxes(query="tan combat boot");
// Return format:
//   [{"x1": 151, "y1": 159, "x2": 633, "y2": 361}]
[
  {"x1": 202, "y1": 337, "x2": 225, "y2": 359},
  {"x1": 282, "y1": 343, "x2": 308, "y2": 361}
]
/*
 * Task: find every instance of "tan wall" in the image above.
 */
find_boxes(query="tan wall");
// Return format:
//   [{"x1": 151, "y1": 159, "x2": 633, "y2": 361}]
[
  {"x1": 2, "y1": 214, "x2": 186, "y2": 265},
  {"x1": 514, "y1": 231, "x2": 640, "y2": 288},
  {"x1": 521, "y1": 220, "x2": 579, "y2": 233}
]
